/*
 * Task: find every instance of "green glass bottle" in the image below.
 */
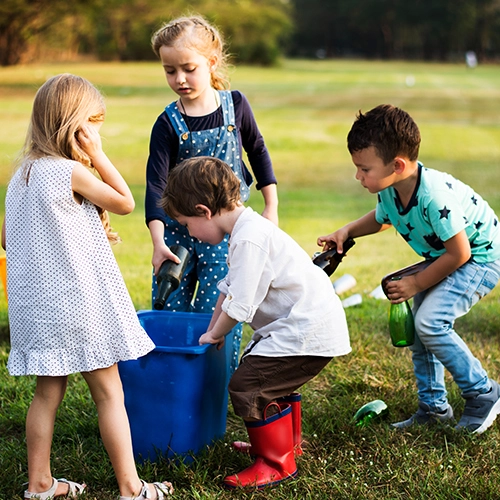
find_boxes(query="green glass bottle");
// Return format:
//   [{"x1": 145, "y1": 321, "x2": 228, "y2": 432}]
[
  {"x1": 352, "y1": 399, "x2": 388, "y2": 426},
  {"x1": 389, "y1": 300, "x2": 415, "y2": 347}
]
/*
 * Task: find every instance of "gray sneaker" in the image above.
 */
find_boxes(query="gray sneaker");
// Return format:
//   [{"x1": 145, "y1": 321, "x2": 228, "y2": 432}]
[
  {"x1": 455, "y1": 379, "x2": 500, "y2": 434},
  {"x1": 391, "y1": 401, "x2": 454, "y2": 429}
]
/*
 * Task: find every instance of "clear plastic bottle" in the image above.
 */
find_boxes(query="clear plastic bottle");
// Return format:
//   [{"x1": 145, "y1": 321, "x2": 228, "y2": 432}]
[{"x1": 389, "y1": 300, "x2": 415, "y2": 347}]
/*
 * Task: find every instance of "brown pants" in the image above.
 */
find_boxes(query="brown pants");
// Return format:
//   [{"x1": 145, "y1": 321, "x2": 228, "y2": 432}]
[{"x1": 228, "y1": 355, "x2": 332, "y2": 420}]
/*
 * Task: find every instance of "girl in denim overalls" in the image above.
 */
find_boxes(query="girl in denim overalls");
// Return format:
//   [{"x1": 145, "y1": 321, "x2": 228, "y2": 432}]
[{"x1": 146, "y1": 16, "x2": 279, "y2": 372}]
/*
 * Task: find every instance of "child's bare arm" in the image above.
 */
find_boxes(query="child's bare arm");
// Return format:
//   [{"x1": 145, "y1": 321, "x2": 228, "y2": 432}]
[
  {"x1": 260, "y1": 183, "x2": 279, "y2": 226},
  {"x1": 199, "y1": 308, "x2": 238, "y2": 350},
  {"x1": 148, "y1": 220, "x2": 181, "y2": 274},
  {"x1": 207, "y1": 293, "x2": 225, "y2": 331},
  {"x1": 72, "y1": 125, "x2": 135, "y2": 215},
  {"x1": 199, "y1": 294, "x2": 238, "y2": 349},
  {"x1": 385, "y1": 230, "x2": 471, "y2": 302},
  {"x1": 317, "y1": 210, "x2": 389, "y2": 253}
]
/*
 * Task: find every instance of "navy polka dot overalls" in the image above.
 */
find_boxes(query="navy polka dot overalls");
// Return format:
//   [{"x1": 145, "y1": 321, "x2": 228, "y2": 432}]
[{"x1": 152, "y1": 90, "x2": 249, "y2": 372}]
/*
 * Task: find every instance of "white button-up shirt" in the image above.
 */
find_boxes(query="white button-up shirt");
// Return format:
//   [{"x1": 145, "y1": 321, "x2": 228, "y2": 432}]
[{"x1": 218, "y1": 207, "x2": 351, "y2": 359}]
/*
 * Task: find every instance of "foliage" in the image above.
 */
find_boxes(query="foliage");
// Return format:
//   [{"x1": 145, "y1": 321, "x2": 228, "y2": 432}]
[
  {"x1": 0, "y1": 0, "x2": 96, "y2": 65},
  {"x1": 203, "y1": 0, "x2": 293, "y2": 65},
  {"x1": 289, "y1": 0, "x2": 500, "y2": 61},
  {"x1": 0, "y1": 0, "x2": 292, "y2": 67},
  {"x1": 6, "y1": 1, "x2": 500, "y2": 66}
]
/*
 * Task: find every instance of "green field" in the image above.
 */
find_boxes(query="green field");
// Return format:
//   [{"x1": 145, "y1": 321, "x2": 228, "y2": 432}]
[{"x1": 1, "y1": 60, "x2": 500, "y2": 499}]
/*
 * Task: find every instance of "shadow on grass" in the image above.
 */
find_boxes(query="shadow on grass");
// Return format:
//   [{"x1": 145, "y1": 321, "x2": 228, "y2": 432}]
[{"x1": 0, "y1": 325, "x2": 9, "y2": 344}]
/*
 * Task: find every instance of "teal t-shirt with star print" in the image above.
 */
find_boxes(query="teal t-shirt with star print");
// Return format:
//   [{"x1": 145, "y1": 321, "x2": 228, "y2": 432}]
[{"x1": 375, "y1": 163, "x2": 500, "y2": 263}]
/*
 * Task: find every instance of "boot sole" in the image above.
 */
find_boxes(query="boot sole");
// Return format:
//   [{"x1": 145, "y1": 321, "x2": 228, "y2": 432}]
[{"x1": 223, "y1": 470, "x2": 298, "y2": 490}]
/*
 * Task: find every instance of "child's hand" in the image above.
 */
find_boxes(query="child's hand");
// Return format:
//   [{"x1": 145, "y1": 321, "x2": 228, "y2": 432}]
[
  {"x1": 153, "y1": 244, "x2": 181, "y2": 276},
  {"x1": 317, "y1": 228, "x2": 350, "y2": 253},
  {"x1": 385, "y1": 275, "x2": 419, "y2": 303},
  {"x1": 76, "y1": 124, "x2": 103, "y2": 160},
  {"x1": 199, "y1": 331, "x2": 226, "y2": 350}
]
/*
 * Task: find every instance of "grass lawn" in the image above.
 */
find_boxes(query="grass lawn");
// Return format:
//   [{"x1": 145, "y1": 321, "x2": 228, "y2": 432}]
[{"x1": 1, "y1": 59, "x2": 500, "y2": 499}]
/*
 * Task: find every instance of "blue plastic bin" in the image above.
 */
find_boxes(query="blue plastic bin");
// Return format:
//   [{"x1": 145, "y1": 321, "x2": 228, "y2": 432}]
[{"x1": 118, "y1": 310, "x2": 233, "y2": 462}]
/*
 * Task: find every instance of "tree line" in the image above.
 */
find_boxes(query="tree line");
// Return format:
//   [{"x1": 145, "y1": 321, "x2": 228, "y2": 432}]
[
  {"x1": 289, "y1": 0, "x2": 500, "y2": 61},
  {"x1": 1, "y1": 0, "x2": 500, "y2": 67}
]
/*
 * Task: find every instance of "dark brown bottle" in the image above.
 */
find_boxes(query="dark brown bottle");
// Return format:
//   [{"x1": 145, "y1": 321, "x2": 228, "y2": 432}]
[
  {"x1": 313, "y1": 238, "x2": 356, "y2": 276},
  {"x1": 153, "y1": 245, "x2": 190, "y2": 310}
]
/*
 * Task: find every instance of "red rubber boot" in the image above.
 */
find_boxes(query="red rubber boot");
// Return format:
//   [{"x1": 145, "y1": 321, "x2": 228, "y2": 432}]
[
  {"x1": 232, "y1": 393, "x2": 303, "y2": 456},
  {"x1": 224, "y1": 403, "x2": 297, "y2": 489}
]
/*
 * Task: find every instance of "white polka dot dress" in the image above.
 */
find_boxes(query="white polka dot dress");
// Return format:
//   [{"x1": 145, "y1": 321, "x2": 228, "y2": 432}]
[{"x1": 5, "y1": 157, "x2": 155, "y2": 376}]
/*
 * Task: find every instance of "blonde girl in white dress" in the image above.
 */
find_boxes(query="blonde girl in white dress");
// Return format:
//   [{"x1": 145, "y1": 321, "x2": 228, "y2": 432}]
[{"x1": 1, "y1": 74, "x2": 173, "y2": 499}]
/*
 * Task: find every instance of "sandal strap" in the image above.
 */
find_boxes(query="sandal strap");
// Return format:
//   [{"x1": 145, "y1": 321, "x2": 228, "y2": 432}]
[
  {"x1": 24, "y1": 478, "x2": 85, "y2": 499},
  {"x1": 152, "y1": 481, "x2": 174, "y2": 498},
  {"x1": 57, "y1": 478, "x2": 86, "y2": 497},
  {"x1": 119, "y1": 479, "x2": 173, "y2": 500}
]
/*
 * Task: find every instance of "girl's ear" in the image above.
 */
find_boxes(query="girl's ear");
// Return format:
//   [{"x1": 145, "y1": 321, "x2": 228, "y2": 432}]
[
  {"x1": 208, "y1": 54, "x2": 218, "y2": 72},
  {"x1": 195, "y1": 204, "x2": 213, "y2": 219}
]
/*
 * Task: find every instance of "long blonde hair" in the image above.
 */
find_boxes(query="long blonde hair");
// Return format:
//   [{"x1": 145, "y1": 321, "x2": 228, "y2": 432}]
[
  {"x1": 20, "y1": 73, "x2": 120, "y2": 243},
  {"x1": 151, "y1": 15, "x2": 230, "y2": 90}
]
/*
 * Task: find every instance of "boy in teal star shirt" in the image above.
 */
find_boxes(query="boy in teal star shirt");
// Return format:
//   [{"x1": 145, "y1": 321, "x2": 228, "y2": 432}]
[{"x1": 318, "y1": 104, "x2": 500, "y2": 433}]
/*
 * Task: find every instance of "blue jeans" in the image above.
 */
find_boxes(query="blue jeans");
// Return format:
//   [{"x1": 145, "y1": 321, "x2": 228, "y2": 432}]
[{"x1": 410, "y1": 259, "x2": 500, "y2": 411}]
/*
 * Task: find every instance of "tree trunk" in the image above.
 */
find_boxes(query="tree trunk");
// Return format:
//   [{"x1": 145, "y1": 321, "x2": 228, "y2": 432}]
[{"x1": 0, "y1": 20, "x2": 27, "y2": 66}]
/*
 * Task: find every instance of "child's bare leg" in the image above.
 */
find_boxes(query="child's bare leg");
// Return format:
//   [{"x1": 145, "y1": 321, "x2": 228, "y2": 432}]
[
  {"x1": 82, "y1": 365, "x2": 171, "y2": 498},
  {"x1": 82, "y1": 365, "x2": 141, "y2": 496},
  {"x1": 26, "y1": 375, "x2": 71, "y2": 496}
]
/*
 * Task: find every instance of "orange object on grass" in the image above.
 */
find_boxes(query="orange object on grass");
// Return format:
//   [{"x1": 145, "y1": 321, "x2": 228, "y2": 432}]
[{"x1": 0, "y1": 254, "x2": 7, "y2": 301}]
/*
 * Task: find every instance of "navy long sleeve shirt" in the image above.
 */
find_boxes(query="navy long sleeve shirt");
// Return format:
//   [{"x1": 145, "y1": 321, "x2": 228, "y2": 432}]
[{"x1": 145, "y1": 90, "x2": 277, "y2": 225}]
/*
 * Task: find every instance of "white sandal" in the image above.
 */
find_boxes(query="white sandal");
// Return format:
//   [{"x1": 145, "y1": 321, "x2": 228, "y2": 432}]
[
  {"x1": 24, "y1": 477, "x2": 86, "y2": 499},
  {"x1": 119, "y1": 479, "x2": 174, "y2": 499}
]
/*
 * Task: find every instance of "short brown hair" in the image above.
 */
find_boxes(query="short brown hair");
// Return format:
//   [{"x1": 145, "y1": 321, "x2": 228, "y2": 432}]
[
  {"x1": 347, "y1": 104, "x2": 421, "y2": 164},
  {"x1": 160, "y1": 157, "x2": 241, "y2": 218}
]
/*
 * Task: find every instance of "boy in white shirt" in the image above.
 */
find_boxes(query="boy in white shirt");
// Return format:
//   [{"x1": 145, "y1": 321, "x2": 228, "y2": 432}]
[{"x1": 160, "y1": 156, "x2": 351, "y2": 489}]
